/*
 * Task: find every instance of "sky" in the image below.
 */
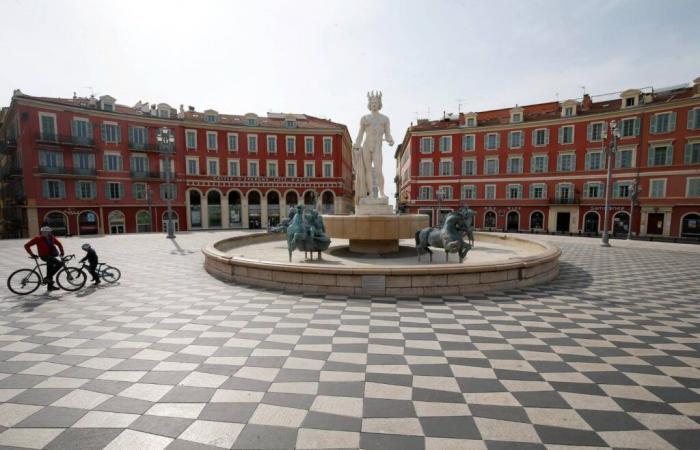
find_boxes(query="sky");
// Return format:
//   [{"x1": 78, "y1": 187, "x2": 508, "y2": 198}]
[{"x1": 1, "y1": 0, "x2": 699, "y2": 203}]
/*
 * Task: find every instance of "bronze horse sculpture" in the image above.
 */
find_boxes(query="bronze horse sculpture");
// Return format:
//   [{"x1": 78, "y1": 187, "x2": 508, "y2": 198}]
[
  {"x1": 415, "y1": 211, "x2": 471, "y2": 263},
  {"x1": 286, "y1": 205, "x2": 331, "y2": 261}
]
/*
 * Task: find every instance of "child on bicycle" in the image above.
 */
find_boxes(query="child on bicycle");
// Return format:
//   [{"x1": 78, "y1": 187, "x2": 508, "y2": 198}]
[
  {"x1": 24, "y1": 226, "x2": 64, "y2": 291},
  {"x1": 80, "y1": 243, "x2": 100, "y2": 284}
]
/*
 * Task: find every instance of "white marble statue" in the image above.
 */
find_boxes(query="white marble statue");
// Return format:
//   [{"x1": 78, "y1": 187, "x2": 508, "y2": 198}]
[{"x1": 353, "y1": 91, "x2": 394, "y2": 203}]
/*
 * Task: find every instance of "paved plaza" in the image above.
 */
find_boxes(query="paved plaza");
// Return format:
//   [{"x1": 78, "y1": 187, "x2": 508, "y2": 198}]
[{"x1": 0, "y1": 231, "x2": 699, "y2": 449}]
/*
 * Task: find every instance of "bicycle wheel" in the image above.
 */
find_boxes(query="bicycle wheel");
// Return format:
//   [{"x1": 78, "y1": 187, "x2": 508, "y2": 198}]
[
  {"x1": 7, "y1": 269, "x2": 41, "y2": 295},
  {"x1": 101, "y1": 265, "x2": 121, "y2": 283},
  {"x1": 56, "y1": 267, "x2": 86, "y2": 291}
]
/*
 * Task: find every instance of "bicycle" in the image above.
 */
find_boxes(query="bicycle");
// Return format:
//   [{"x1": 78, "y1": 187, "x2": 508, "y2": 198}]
[
  {"x1": 6, "y1": 255, "x2": 87, "y2": 295},
  {"x1": 77, "y1": 261, "x2": 121, "y2": 284}
]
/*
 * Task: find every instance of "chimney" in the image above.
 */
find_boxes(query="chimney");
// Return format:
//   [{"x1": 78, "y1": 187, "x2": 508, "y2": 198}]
[
  {"x1": 694, "y1": 76, "x2": 700, "y2": 96},
  {"x1": 581, "y1": 94, "x2": 592, "y2": 111},
  {"x1": 188, "y1": 106, "x2": 195, "y2": 112},
  {"x1": 417, "y1": 118, "x2": 429, "y2": 125}
]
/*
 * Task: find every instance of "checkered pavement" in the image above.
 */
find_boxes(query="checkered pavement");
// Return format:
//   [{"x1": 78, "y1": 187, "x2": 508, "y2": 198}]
[{"x1": 0, "y1": 231, "x2": 699, "y2": 449}]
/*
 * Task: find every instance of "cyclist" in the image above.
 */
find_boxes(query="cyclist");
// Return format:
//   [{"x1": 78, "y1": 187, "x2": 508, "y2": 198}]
[
  {"x1": 24, "y1": 226, "x2": 64, "y2": 291},
  {"x1": 79, "y1": 243, "x2": 100, "y2": 284}
]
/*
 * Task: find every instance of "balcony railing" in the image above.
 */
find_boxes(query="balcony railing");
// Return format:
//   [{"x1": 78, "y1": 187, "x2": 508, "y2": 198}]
[
  {"x1": 130, "y1": 170, "x2": 161, "y2": 179},
  {"x1": 37, "y1": 166, "x2": 96, "y2": 176},
  {"x1": 549, "y1": 197, "x2": 579, "y2": 205},
  {"x1": 72, "y1": 167, "x2": 97, "y2": 176},
  {"x1": 128, "y1": 141, "x2": 159, "y2": 152},
  {"x1": 35, "y1": 133, "x2": 95, "y2": 147}
]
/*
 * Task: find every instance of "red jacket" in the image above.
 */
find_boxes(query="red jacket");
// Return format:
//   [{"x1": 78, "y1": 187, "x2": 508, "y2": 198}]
[{"x1": 24, "y1": 235, "x2": 64, "y2": 257}]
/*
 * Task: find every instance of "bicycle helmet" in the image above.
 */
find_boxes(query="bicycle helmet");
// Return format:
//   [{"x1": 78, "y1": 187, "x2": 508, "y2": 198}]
[
  {"x1": 40, "y1": 226, "x2": 52, "y2": 232},
  {"x1": 81, "y1": 243, "x2": 91, "y2": 251}
]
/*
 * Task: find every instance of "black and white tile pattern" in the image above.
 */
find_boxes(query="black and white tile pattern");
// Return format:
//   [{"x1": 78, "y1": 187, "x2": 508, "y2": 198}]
[{"x1": 0, "y1": 232, "x2": 699, "y2": 449}]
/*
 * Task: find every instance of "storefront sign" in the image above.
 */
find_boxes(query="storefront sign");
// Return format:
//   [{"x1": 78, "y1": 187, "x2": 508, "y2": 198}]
[{"x1": 590, "y1": 206, "x2": 626, "y2": 212}]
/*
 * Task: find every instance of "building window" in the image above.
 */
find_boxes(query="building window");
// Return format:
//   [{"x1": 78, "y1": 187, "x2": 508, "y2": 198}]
[
  {"x1": 439, "y1": 159, "x2": 453, "y2": 176},
  {"x1": 529, "y1": 184, "x2": 545, "y2": 199},
  {"x1": 102, "y1": 123, "x2": 120, "y2": 143},
  {"x1": 462, "y1": 185, "x2": 476, "y2": 200},
  {"x1": 650, "y1": 179, "x2": 666, "y2": 198},
  {"x1": 227, "y1": 133, "x2": 238, "y2": 151},
  {"x1": 420, "y1": 137, "x2": 434, "y2": 153},
  {"x1": 439, "y1": 136, "x2": 452, "y2": 152},
  {"x1": 305, "y1": 137, "x2": 314, "y2": 155},
  {"x1": 651, "y1": 112, "x2": 676, "y2": 134},
  {"x1": 71, "y1": 119, "x2": 92, "y2": 143},
  {"x1": 132, "y1": 183, "x2": 147, "y2": 200},
  {"x1": 588, "y1": 122, "x2": 604, "y2": 141},
  {"x1": 484, "y1": 211, "x2": 496, "y2": 227},
  {"x1": 323, "y1": 137, "x2": 332, "y2": 155},
  {"x1": 106, "y1": 182, "x2": 123, "y2": 200},
  {"x1": 43, "y1": 180, "x2": 65, "y2": 199},
  {"x1": 614, "y1": 182, "x2": 632, "y2": 198},
  {"x1": 186, "y1": 131, "x2": 197, "y2": 149},
  {"x1": 248, "y1": 161, "x2": 259, "y2": 177},
  {"x1": 466, "y1": 117, "x2": 476, "y2": 127},
  {"x1": 557, "y1": 184, "x2": 573, "y2": 201},
  {"x1": 419, "y1": 160, "x2": 433, "y2": 177},
  {"x1": 485, "y1": 185, "x2": 496, "y2": 200},
  {"x1": 689, "y1": 108, "x2": 700, "y2": 130},
  {"x1": 205, "y1": 114, "x2": 217, "y2": 123},
  {"x1": 39, "y1": 150, "x2": 63, "y2": 171},
  {"x1": 685, "y1": 142, "x2": 700, "y2": 164},
  {"x1": 557, "y1": 153, "x2": 575, "y2": 172},
  {"x1": 533, "y1": 128, "x2": 549, "y2": 146},
  {"x1": 130, "y1": 155, "x2": 149, "y2": 174},
  {"x1": 616, "y1": 148, "x2": 634, "y2": 168},
  {"x1": 508, "y1": 131, "x2": 523, "y2": 149},
  {"x1": 531, "y1": 155, "x2": 548, "y2": 173},
  {"x1": 248, "y1": 135, "x2": 258, "y2": 153},
  {"x1": 285, "y1": 119, "x2": 296, "y2": 128},
  {"x1": 511, "y1": 113, "x2": 522, "y2": 123},
  {"x1": 207, "y1": 132, "x2": 218, "y2": 150},
  {"x1": 228, "y1": 160, "x2": 239, "y2": 176},
  {"x1": 485, "y1": 133, "x2": 499, "y2": 150},
  {"x1": 267, "y1": 161, "x2": 278, "y2": 177},
  {"x1": 266, "y1": 136, "x2": 277, "y2": 154},
  {"x1": 439, "y1": 186, "x2": 453, "y2": 199},
  {"x1": 286, "y1": 161, "x2": 297, "y2": 177},
  {"x1": 687, "y1": 178, "x2": 700, "y2": 197},
  {"x1": 621, "y1": 118, "x2": 639, "y2": 137},
  {"x1": 462, "y1": 134, "x2": 475, "y2": 151},
  {"x1": 585, "y1": 151, "x2": 603, "y2": 170},
  {"x1": 104, "y1": 154, "x2": 123, "y2": 172},
  {"x1": 507, "y1": 184, "x2": 522, "y2": 199},
  {"x1": 40, "y1": 114, "x2": 57, "y2": 140},
  {"x1": 323, "y1": 161, "x2": 333, "y2": 178},
  {"x1": 558, "y1": 125, "x2": 574, "y2": 144},
  {"x1": 286, "y1": 136, "x2": 296, "y2": 153},
  {"x1": 418, "y1": 186, "x2": 432, "y2": 200},
  {"x1": 187, "y1": 158, "x2": 199, "y2": 175},
  {"x1": 462, "y1": 159, "x2": 475, "y2": 176},
  {"x1": 304, "y1": 162, "x2": 315, "y2": 177},
  {"x1": 247, "y1": 118, "x2": 257, "y2": 126},
  {"x1": 128, "y1": 126, "x2": 147, "y2": 148},
  {"x1": 73, "y1": 153, "x2": 95, "y2": 173},
  {"x1": 564, "y1": 107, "x2": 574, "y2": 117},
  {"x1": 648, "y1": 145, "x2": 673, "y2": 166},
  {"x1": 484, "y1": 158, "x2": 499, "y2": 175},
  {"x1": 76, "y1": 181, "x2": 96, "y2": 199},
  {"x1": 160, "y1": 183, "x2": 176, "y2": 200},
  {"x1": 584, "y1": 182, "x2": 603, "y2": 198},
  {"x1": 207, "y1": 159, "x2": 219, "y2": 175},
  {"x1": 507, "y1": 157, "x2": 523, "y2": 174}
]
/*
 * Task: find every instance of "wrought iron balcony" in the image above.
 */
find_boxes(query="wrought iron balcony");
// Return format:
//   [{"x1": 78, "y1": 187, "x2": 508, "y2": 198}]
[
  {"x1": 35, "y1": 133, "x2": 95, "y2": 147},
  {"x1": 72, "y1": 167, "x2": 97, "y2": 176},
  {"x1": 37, "y1": 165, "x2": 68, "y2": 175},
  {"x1": 128, "y1": 141, "x2": 159, "y2": 152},
  {"x1": 549, "y1": 197, "x2": 579, "y2": 205},
  {"x1": 130, "y1": 170, "x2": 161, "y2": 179}
]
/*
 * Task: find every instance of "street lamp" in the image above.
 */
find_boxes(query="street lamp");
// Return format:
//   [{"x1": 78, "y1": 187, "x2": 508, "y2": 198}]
[
  {"x1": 601, "y1": 120, "x2": 620, "y2": 247},
  {"x1": 156, "y1": 127, "x2": 176, "y2": 239},
  {"x1": 628, "y1": 181, "x2": 641, "y2": 240},
  {"x1": 436, "y1": 188, "x2": 445, "y2": 226}
]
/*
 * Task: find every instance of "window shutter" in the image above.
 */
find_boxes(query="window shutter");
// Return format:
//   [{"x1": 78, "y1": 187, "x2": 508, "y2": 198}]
[
  {"x1": 528, "y1": 184, "x2": 534, "y2": 198},
  {"x1": 101, "y1": 124, "x2": 107, "y2": 141},
  {"x1": 117, "y1": 126, "x2": 122, "y2": 143},
  {"x1": 634, "y1": 118, "x2": 640, "y2": 136},
  {"x1": 667, "y1": 144, "x2": 674, "y2": 165},
  {"x1": 686, "y1": 143, "x2": 693, "y2": 164},
  {"x1": 41, "y1": 180, "x2": 48, "y2": 198},
  {"x1": 556, "y1": 155, "x2": 561, "y2": 171},
  {"x1": 494, "y1": 134, "x2": 500, "y2": 149},
  {"x1": 508, "y1": 132, "x2": 513, "y2": 148},
  {"x1": 71, "y1": 120, "x2": 77, "y2": 137},
  {"x1": 128, "y1": 126, "x2": 134, "y2": 143},
  {"x1": 647, "y1": 146, "x2": 654, "y2": 166},
  {"x1": 58, "y1": 181, "x2": 65, "y2": 199},
  {"x1": 105, "y1": 183, "x2": 110, "y2": 199},
  {"x1": 586, "y1": 123, "x2": 592, "y2": 142},
  {"x1": 531, "y1": 131, "x2": 536, "y2": 146},
  {"x1": 669, "y1": 112, "x2": 677, "y2": 132},
  {"x1": 558, "y1": 127, "x2": 564, "y2": 144},
  {"x1": 584, "y1": 153, "x2": 590, "y2": 170},
  {"x1": 689, "y1": 110, "x2": 696, "y2": 130},
  {"x1": 612, "y1": 182, "x2": 619, "y2": 198},
  {"x1": 650, "y1": 115, "x2": 657, "y2": 134},
  {"x1": 75, "y1": 182, "x2": 81, "y2": 199},
  {"x1": 544, "y1": 129, "x2": 550, "y2": 145}
]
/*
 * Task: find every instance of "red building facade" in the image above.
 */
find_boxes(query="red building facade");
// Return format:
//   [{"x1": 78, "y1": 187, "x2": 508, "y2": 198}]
[
  {"x1": 396, "y1": 77, "x2": 700, "y2": 239},
  {"x1": 0, "y1": 92, "x2": 353, "y2": 238}
]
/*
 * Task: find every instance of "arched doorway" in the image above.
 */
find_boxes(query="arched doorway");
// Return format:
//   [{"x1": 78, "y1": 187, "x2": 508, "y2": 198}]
[
  {"x1": 506, "y1": 211, "x2": 519, "y2": 231},
  {"x1": 530, "y1": 211, "x2": 544, "y2": 231},
  {"x1": 136, "y1": 211, "x2": 152, "y2": 232},
  {"x1": 267, "y1": 191, "x2": 280, "y2": 227},
  {"x1": 612, "y1": 212, "x2": 629, "y2": 236},
  {"x1": 285, "y1": 191, "x2": 298, "y2": 219},
  {"x1": 78, "y1": 210, "x2": 98, "y2": 235},
  {"x1": 484, "y1": 211, "x2": 497, "y2": 229},
  {"x1": 584, "y1": 212, "x2": 599, "y2": 234},
  {"x1": 108, "y1": 211, "x2": 125, "y2": 234},
  {"x1": 207, "y1": 191, "x2": 221, "y2": 228},
  {"x1": 248, "y1": 191, "x2": 261, "y2": 229},
  {"x1": 321, "y1": 191, "x2": 334, "y2": 214},
  {"x1": 44, "y1": 211, "x2": 68, "y2": 236},
  {"x1": 681, "y1": 213, "x2": 700, "y2": 238},
  {"x1": 189, "y1": 190, "x2": 202, "y2": 228},
  {"x1": 228, "y1": 191, "x2": 242, "y2": 228},
  {"x1": 162, "y1": 211, "x2": 179, "y2": 232},
  {"x1": 303, "y1": 191, "x2": 316, "y2": 206}
]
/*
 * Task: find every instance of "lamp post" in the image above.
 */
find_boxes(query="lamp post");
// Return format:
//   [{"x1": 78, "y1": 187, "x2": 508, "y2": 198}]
[
  {"x1": 157, "y1": 127, "x2": 176, "y2": 239},
  {"x1": 601, "y1": 120, "x2": 620, "y2": 247},
  {"x1": 436, "y1": 188, "x2": 445, "y2": 226},
  {"x1": 628, "y1": 181, "x2": 641, "y2": 240}
]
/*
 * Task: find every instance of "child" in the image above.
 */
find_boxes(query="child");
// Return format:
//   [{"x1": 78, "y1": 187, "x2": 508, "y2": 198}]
[{"x1": 80, "y1": 243, "x2": 100, "y2": 284}]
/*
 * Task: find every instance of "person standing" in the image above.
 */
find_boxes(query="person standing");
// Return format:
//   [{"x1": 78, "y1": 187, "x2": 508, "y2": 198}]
[{"x1": 24, "y1": 226, "x2": 64, "y2": 291}]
